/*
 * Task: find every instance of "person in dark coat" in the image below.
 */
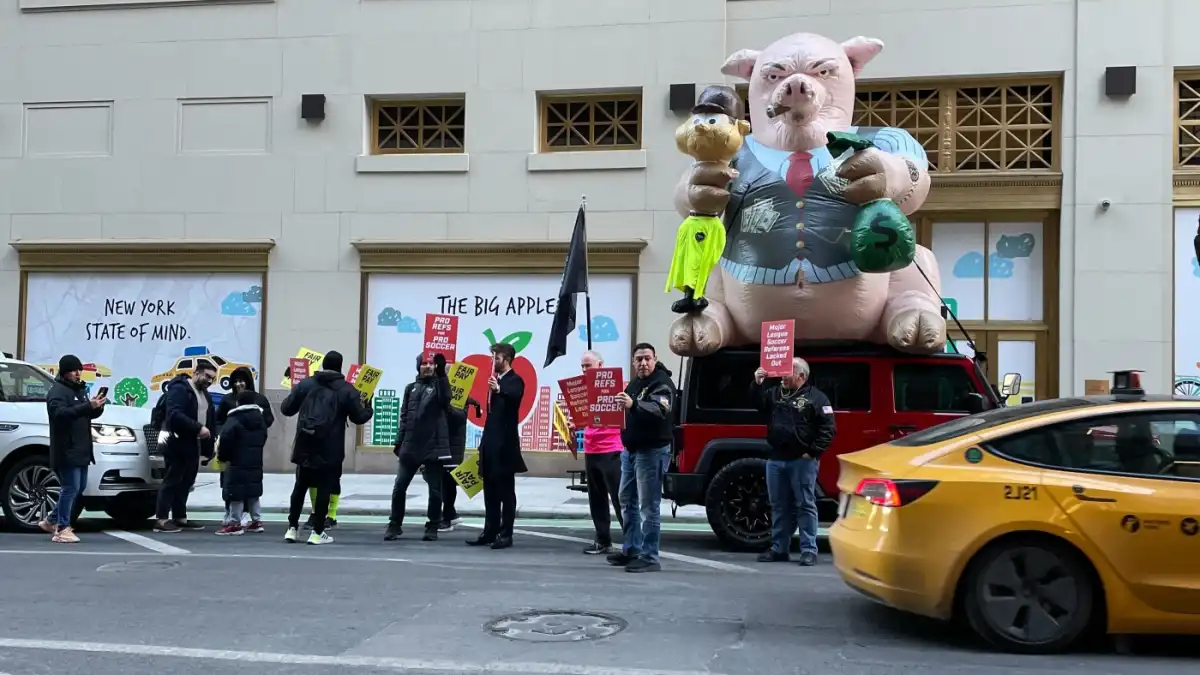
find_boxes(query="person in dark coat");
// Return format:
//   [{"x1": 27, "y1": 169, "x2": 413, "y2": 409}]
[
  {"x1": 42, "y1": 354, "x2": 106, "y2": 543},
  {"x1": 386, "y1": 353, "x2": 451, "y2": 542},
  {"x1": 439, "y1": 395, "x2": 482, "y2": 532},
  {"x1": 215, "y1": 366, "x2": 273, "y2": 527},
  {"x1": 467, "y1": 342, "x2": 526, "y2": 550},
  {"x1": 214, "y1": 389, "x2": 268, "y2": 536},
  {"x1": 154, "y1": 362, "x2": 217, "y2": 534},
  {"x1": 280, "y1": 350, "x2": 372, "y2": 545}
]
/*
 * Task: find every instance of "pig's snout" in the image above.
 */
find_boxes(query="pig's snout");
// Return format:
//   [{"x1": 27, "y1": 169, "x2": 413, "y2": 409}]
[{"x1": 771, "y1": 74, "x2": 821, "y2": 119}]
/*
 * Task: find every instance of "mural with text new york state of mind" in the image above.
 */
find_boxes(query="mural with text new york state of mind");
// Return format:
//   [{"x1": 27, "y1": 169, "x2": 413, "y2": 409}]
[
  {"x1": 22, "y1": 273, "x2": 263, "y2": 407},
  {"x1": 366, "y1": 274, "x2": 633, "y2": 451}
]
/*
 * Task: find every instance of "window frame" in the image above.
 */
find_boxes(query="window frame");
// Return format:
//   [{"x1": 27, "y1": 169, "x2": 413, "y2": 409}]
[
  {"x1": 891, "y1": 361, "x2": 979, "y2": 414},
  {"x1": 983, "y1": 409, "x2": 1200, "y2": 485},
  {"x1": 368, "y1": 97, "x2": 467, "y2": 156},
  {"x1": 537, "y1": 91, "x2": 643, "y2": 154}
]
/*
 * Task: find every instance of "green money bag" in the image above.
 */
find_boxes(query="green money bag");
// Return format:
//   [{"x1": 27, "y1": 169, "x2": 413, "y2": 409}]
[{"x1": 826, "y1": 131, "x2": 917, "y2": 274}]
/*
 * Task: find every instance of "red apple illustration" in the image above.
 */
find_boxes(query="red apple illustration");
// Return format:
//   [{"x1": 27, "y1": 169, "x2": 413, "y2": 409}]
[{"x1": 460, "y1": 327, "x2": 538, "y2": 429}]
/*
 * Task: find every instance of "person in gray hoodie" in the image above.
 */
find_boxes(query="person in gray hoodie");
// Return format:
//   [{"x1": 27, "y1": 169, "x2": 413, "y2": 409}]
[{"x1": 385, "y1": 353, "x2": 451, "y2": 542}]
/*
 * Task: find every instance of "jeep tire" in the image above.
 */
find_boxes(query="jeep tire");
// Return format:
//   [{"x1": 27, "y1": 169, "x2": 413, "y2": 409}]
[{"x1": 704, "y1": 457, "x2": 772, "y2": 552}]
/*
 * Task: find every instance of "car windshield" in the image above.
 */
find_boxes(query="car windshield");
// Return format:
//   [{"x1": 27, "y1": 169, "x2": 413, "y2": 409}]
[
  {"x1": 0, "y1": 362, "x2": 56, "y2": 403},
  {"x1": 890, "y1": 398, "x2": 1102, "y2": 446}
]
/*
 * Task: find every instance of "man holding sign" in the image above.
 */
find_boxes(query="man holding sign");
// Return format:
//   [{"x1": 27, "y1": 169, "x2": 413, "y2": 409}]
[
  {"x1": 467, "y1": 342, "x2": 526, "y2": 550},
  {"x1": 751, "y1": 357, "x2": 835, "y2": 567}
]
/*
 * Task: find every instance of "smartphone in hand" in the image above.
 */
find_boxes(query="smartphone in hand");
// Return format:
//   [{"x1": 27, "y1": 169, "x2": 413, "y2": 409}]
[{"x1": 96, "y1": 386, "x2": 109, "y2": 399}]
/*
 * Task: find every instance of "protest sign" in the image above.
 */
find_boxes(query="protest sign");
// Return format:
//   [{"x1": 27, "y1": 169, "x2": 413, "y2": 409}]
[
  {"x1": 353, "y1": 365, "x2": 383, "y2": 402},
  {"x1": 586, "y1": 367, "x2": 625, "y2": 428},
  {"x1": 345, "y1": 364, "x2": 361, "y2": 385},
  {"x1": 450, "y1": 454, "x2": 484, "y2": 499},
  {"x1": 448, "y1": 362, "x2": 479, "y2": 409},
  {"x1": 760, "y1": 320, "x2": 795, "y2": 377},
  {"x1": 423, "y1": 313, "x2": 459, "y2": 362},
  {"x1": 558, "y1": 375, "x2": 590, "y2": 428},
  {"x1": 553, "y1": 403, "x2": 576, "y2": 458},
  {"x1": 282, "y1": 347, "x2": 324, "y2": 388},
  {"x1": 288, "y1": 357, "x2": 310, "y2": 387}
]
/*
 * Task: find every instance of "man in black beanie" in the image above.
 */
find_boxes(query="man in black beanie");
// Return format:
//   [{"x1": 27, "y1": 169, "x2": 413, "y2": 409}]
[
  {"x1": 385, "y1": 352, "x2": 451, "y2": 542},
  {"x1": 279, "y1": 350, "x2": 372, "y2": 545}
]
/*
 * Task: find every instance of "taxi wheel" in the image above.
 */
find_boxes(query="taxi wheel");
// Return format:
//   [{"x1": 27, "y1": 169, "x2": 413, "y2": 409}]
[{"x1": 962, "y1": 538, "x2": 1096, "y2": 654}]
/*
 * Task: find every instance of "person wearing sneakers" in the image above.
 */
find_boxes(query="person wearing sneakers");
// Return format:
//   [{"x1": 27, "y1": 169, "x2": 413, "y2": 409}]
[
  {"x1": 214, "y1": 390, "x2": 268, "y2": 536},
  {"x1": 568, "y1": 350, "x2": 624, "y2": 556},
  {"x1": 385, "y1": 353, "x2": 452, "y2": 542},
  {"x1": 154, "y1": 361, "x2": 217, "y2": 533},
  {"x1": 215, "y1": 367, "x2": 273, "y2": 528},
  {"x1": 280, "y1": 350, "x2": 372, "y2": 545},
  {"x1": 41, "y1": 354, "x2": 106, "y2": 543},
  {"x1": 751, "y1": 358, "x2": 834, "y2": 567}
]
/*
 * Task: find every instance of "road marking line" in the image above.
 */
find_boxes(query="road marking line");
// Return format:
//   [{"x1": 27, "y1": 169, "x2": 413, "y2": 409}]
[
  {"x1": 0, "y1": 550, "x2": 412, "y2": 564},
  {"x1": 103, "y1": 530, "x2": 190, "y2": 556},
  {"x1": 460, "y1": 524, "x2": 758, "y2": 574},
  {"x1": 0, "y1": 638, "x2": 727, "y2": 675}
]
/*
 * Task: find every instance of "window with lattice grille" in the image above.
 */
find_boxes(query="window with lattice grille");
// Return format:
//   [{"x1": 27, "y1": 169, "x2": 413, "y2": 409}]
[
  {"x1": 539, "y1": 93, "x2": 642, "y2": 152},
  {"x1": 852, "y1": 88, "x2": 941, "y2": 171},
  {"x1": 953, "y1": 84, "x2": 1053, "y2": 171},
  {"x1": 370, "y1": 99, "x2": 466, "y2": 155},
  {"x1": 1177, "y1": 77, "x2": 1200, "y2": 167}
]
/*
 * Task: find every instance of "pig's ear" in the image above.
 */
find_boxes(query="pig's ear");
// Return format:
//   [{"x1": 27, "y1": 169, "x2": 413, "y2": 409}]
[
  {"x1": 841, "y1": 37, "x2": 884, "y2": 75},
  {"x1": 720, "y1": 49, "x2": 760, "y2": 81}
]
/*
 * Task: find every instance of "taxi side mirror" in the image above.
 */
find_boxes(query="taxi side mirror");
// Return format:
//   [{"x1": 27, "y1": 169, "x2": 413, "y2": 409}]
[{"x1": 999, "y1": 372, "x2": 1022, "y2": 399}]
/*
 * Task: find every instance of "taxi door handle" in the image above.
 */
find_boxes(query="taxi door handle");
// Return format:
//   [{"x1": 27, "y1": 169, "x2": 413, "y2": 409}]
[{"x1": 1072, "y1": 485, "x2": 1117, "y2": 503}]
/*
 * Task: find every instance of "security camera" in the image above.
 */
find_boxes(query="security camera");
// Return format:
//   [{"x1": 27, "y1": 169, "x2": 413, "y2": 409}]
[{"x1": 1100, "y1": 199, "x2": 1112, "y2": 211}]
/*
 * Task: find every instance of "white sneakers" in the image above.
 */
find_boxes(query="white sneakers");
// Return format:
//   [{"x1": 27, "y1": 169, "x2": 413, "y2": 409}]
[
  {"x1": 307, "y1": 532, "x2": 333, "y2": 545},
  {"x1": 284, "y1": 527, "x2": 298, "y2": 543}
]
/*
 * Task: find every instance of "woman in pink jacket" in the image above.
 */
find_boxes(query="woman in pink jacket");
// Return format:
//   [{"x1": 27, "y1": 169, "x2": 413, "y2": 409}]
[{"x1": 568, "y1": 351, "x2": 625, "y2": 554}]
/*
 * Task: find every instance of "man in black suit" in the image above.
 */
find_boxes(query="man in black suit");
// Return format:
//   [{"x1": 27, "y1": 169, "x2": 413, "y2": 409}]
[{"x1": 467, "y1": 342, "x2": 526, "y2": 549}]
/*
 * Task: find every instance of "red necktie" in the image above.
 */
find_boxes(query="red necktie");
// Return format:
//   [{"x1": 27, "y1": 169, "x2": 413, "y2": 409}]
[{"x1": 784, "y1": 151, "x2": 814, "y2": 196}]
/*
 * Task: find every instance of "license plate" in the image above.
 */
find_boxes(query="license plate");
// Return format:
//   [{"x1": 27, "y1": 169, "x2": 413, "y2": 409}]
[{"x1": 848, "y1": 497, "x2": 870, "y2": 518}]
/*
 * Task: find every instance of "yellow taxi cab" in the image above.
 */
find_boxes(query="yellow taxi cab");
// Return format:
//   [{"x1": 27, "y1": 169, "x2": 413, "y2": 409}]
[
  {"x1": 149, "y1": 346, "x2": 255, "y2": 394},
  {"x1": 829, "y1": 371, "x2": 1200, "y2": 654}
]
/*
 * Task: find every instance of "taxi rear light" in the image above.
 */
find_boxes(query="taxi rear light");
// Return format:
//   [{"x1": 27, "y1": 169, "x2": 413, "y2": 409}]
[{"x1": 855, "y1": 478, "x2": 938, "y2": 507}]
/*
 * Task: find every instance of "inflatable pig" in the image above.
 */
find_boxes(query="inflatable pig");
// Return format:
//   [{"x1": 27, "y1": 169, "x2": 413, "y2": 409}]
[{"x1": 669, "y1": 33, "x2": 947, "y2": 357}]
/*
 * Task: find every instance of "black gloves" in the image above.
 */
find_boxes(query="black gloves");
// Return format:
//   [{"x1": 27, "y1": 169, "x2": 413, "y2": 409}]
[
  {"x1": 467, "y1": 397, "x2": 483, "y2": 419},
  {"x1": 433, "y1": 353, "x2": 447, "y2": 376}
]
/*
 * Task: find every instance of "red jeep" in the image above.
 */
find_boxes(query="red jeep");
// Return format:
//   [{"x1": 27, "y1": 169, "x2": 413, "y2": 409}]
[{"x1": 664, "y1": 342, "x2": 1003, "y2": 550}]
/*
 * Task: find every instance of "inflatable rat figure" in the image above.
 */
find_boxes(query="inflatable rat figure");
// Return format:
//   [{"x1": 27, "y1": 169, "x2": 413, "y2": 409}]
[{"x1": 669, "y1": 33, "x2": 947, "y2": 357}]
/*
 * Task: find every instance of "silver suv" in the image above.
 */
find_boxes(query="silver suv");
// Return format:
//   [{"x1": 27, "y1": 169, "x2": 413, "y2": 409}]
[{"x1": 0, "y1": 354, "x2": 163, "y2": 532}]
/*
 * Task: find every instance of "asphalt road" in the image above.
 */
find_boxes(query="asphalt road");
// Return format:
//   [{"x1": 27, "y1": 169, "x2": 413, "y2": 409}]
[{"x1": 0, "y1": 515, "x2": 1197, "y2": 675}]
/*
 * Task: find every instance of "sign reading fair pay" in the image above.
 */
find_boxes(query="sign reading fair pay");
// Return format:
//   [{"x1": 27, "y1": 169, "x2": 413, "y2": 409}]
[
  {"x1": 423, "y1": 313, "x2": 459, "y2": 363},
  {"x1": 760, "y1": 319, "x2": 795, "y2": 377}
]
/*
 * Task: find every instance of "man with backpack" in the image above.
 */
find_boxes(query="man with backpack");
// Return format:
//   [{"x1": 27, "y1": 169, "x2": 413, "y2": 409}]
[{"x1": 279, "y1": 350, "x2": 372, "y2": 545}]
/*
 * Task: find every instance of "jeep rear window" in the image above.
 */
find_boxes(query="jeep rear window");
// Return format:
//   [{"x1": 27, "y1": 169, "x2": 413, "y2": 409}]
[
  {"x1": 889, "y1": 397, "x2": 1101, "y2": 446},
  {"x1": 692, "y1": 353, "x2": 870, "y2": 411},
  {"x1": 893, "y1": 363, "x2": 978, "y2": 413}
]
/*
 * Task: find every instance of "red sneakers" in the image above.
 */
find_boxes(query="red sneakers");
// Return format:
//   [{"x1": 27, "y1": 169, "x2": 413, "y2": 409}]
[
  {"x1": 215, "y1": 524, "x2": 244, "y2": 536},
  {"x1": 245, "y1": 521, "x2": 265, "y2": 534}
]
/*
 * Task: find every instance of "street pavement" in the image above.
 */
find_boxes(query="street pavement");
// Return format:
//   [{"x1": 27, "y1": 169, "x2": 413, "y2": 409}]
[{"x1": 0, "y1": 516, "x2": 1197, "y2": 675}]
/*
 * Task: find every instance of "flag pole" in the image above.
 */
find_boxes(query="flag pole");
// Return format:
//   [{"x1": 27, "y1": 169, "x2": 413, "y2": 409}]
[{"x1": 581, "y1": 194, "x2": 593, "y2": 351}]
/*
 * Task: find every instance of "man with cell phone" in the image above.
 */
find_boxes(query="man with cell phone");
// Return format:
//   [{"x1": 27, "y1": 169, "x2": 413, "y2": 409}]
[{"x1": 42, "y1": 355, "x2": 107, "y2": 543}]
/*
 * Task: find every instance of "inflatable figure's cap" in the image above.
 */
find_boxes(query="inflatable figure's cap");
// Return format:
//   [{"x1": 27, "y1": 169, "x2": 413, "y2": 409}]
[{"x1": 692, "y1": 85, "x2": 742, "y2": 120}]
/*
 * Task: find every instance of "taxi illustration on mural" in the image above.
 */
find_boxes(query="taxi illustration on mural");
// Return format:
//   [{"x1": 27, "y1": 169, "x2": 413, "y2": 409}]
[
  {"x1": 830, "y1": 371, "x2": 1200, "y2": 654},
  {"x1": 149, "y1": 345, "x2": 256, "y2": 394},
  {"x1": 37, "y1": 361, "x2": 112, "y2": 382}
]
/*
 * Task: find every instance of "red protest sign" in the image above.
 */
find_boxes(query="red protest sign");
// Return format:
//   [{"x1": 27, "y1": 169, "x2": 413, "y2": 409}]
[
  {"x1": 586, "y1": 367, "x2": 625, "y2": 428},
  {"x1": 289, "y1": 358, "x2": 311, "y2": 386},
  {"x1": 558, "y1": 375, "x2": 590, "y2": 428},
  {"x1": 345, "y1": 364, "x2": 361, "y2": 385},
  {"x1": 423, "y1": 313, "x2": 459, "y2": 362},
  {"x1": 760, "y1": 319, "x2": 795, "y2": 377}
]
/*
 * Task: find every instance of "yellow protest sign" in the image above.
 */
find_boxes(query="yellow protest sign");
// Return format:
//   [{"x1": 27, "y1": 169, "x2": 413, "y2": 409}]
[
  {"x1": 450, "y1": 454, "x2": 484, "y2": 499},
  {"x1": 353, "y1": 364, "x2": 383, "y2": 402},
  {"x1": 553, "y1": 402, "x2": 575, "y2": 458},
  {"x1": 447, "y1": 362, "x2": 478, "y2": 409},
  {"x1": 281, "y1": 347, "x2": 324, "y2": 388}
]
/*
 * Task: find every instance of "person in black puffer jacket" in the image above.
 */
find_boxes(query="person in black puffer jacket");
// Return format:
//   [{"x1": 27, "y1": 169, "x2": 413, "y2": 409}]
[
  {"x1": 215, "y1": 367, "x2": 273, "y2": 527},
  {"x1": 751, "y1": 357, "x2": 835, "y2": 567},
  {"x1": 214, "y1": 389, "x2": 268, "y2": 536},
  {"x1": 42, "y1": 354, "x2": 106, "y2": 542},
  {"x1": 385, "y1": 353, "x2": 451, "y2": 542}
]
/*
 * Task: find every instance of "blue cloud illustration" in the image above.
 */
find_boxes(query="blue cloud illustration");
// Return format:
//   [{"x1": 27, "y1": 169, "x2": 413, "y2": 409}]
[
  {"x1": 952, "y1": 252, "x2": 985, "y2": 279},
  {"x1": 1193, "y1": 257, "x2": 1200, "y2": 278},
  {"x1": 396, "y1": 315, "x2": 421, "y2": 333},
  {"x1": 242, "y1": 285, "x2": 263, "y2": 303},
  {"x1": 220, "y1": 292, "x2": 257, "y2": 316},
  {"x1": 994, "y1": 233, "x2": 1035, "y2": 259},
  {"x1": 579, "y1": 315, "x2": 620, "y2": 343},
  {"x1": 377, "y1": 307, "x2": 401, "y2": 326},
  {"x1": 988, "y1": 253, "x2": 1014, "y2": 279}
]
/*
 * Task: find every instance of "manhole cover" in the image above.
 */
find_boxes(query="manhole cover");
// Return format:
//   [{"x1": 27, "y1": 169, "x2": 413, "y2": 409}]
[
  {"x1": 485, "y1": 610, "x2": 626, "y2": 642},
  {"x1": 96, "y1": 560, "x2": 182, "y2": 573}
]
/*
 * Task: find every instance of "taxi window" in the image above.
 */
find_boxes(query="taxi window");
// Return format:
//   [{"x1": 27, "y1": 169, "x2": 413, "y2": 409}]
[
  {"x1": 989, "y1": 411, "x2": 1200, "y2": 478},
  {"x1": 177, "y1": 359, "x2": 193, "y2": 370}
]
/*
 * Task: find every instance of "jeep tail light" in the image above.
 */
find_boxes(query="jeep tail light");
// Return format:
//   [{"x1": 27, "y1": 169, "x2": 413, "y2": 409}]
[{"x1": 855, "y1": 478, "x2": 938, "y2": 507}]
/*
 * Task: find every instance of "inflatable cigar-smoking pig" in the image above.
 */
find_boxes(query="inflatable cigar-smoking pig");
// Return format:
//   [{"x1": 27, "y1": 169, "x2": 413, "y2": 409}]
[
  {"x1": 666, "y1": 85, "x2": 751, "y2": 314},
  {"x1": 669, "y1": 32, "x2": 946, "y2": 358}
]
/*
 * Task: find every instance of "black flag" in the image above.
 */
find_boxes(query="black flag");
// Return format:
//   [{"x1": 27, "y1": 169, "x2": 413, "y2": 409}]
[{"x1": 545, "y1": 206, "x2": 589, "y2": 367}]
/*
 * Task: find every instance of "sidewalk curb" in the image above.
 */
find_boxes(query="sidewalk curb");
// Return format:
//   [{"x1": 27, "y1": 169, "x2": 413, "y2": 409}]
[{"x1": 236, "y1": 504, "x2": 712, "y2": 523}]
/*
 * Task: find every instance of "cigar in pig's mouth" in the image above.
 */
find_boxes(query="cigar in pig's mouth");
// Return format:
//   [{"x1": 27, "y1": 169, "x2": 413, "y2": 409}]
[{"x1": 766, "y1": 104, "x2": 792, "y2": 119}]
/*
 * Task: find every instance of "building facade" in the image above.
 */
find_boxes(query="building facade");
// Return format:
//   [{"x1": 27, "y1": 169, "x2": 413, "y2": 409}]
[{"x1": 0, "y1": 0, "x2": 1192, "y2": 471}]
